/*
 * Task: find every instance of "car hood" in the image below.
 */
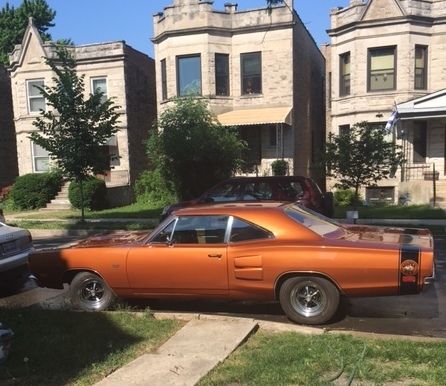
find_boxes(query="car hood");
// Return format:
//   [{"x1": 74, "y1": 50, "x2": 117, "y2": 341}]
[
  {"x1": 0, "y1": 225, "x2": 30, "y2": 242},
  {"x1": 343, "y1": 224, "x2": 433, "y2": 249},
  {"x1": 73, "y1": 231, "x2": 150, "y2": 248}
]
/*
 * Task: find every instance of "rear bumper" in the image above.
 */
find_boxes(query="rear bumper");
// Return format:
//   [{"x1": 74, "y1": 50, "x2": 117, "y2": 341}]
[{"x1": 424, "y1": 262, "x2": 436, "y2": 286}]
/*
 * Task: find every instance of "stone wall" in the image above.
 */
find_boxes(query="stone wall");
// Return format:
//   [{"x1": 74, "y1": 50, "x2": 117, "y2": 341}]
[
  {"x1": 9, "y1": 22, "x2": 155, "y2": 199},
  {"x1": 153, "y1": 1, "x2": 325, "y2": 179},
  {"x1": 124, "y1": 46, "x2": 157, "y2": 187},
  {"x1": 329, "y1": 0, "x2": 446, "y2": 134},
  {"x1": 0, "y1": 66, "x2": 18, "y2": 188},
  {"x1": 292, "y1": 14, "x2": 326, "y2": 185}
]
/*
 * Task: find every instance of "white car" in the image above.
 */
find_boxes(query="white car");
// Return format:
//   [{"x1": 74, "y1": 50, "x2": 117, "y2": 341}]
[{"x1": 0, "y1": 221, "x2": 33, "y2": 291}]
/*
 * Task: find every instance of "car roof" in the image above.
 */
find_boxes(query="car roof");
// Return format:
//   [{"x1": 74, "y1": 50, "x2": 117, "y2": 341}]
[
  {"x1": 175, "y1": 202, "x2": 285, "y2": 215},
  {"x1": 173, "y1": 202, "x2": 320, "y2": 240}
]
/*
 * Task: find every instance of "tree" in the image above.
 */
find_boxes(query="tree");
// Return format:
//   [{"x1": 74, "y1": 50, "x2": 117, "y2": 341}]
[
  {"x1": 147, "y1": 97, "x2": 246, "y2": 201},
  {"x1": 29, "y1": 47, "x2": 120, "y2": 220},
  {"x1": 324, "y1": 121, "x2": 404, "y2": 208},
  {"x1": 0, "y1": 0, "x2": 56, "y2": 64}
]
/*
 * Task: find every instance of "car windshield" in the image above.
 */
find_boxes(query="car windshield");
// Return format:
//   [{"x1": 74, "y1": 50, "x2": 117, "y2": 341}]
[{"x1": 285, "y1": 204, "x2": 343, "y2": 237}]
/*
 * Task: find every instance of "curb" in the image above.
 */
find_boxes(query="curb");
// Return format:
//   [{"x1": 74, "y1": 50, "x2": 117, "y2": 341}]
[
  {"x1": 336, "y1": 218, "x2": 446, "y2": 226},
  {"x1": 152, "y1": 311, "x2": 446, "y2": 343}
]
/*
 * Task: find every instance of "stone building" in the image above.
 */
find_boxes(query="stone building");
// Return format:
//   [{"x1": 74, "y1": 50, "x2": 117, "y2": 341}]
[
  {"x1": 326, "y1": 0, "x2": 446, "y2": 205},
  {"x1": 9, "y1": 19, "x2": 156, "y2": 205},
  {"x1": 0, "y1": 65, "x2": 18, "y2": 189},
  {"x1": 152, "y1": 0, "x2": 325, "y2": 181}
]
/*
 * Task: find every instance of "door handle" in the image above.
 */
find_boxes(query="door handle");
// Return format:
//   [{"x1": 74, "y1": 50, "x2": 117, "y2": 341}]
[{"x1": 208, "y1": 253, "x2": 222, "y2": 259}]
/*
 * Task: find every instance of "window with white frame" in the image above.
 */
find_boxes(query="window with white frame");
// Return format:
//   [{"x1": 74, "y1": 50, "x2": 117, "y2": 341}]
[
  {"x1": 91, "y1": 77, "x2": 108, "y2": 102},
  {"x1": 27, "y1": 79, "x2": 45, "y2": 113},
  {"x1": 32, "y1": 142, "x2": 50, "y2": 172}
]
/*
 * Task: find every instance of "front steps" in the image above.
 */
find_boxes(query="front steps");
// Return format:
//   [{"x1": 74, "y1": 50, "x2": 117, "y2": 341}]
[{"x1": 41, "y1": 182, "x2": 72, "y2": 211}]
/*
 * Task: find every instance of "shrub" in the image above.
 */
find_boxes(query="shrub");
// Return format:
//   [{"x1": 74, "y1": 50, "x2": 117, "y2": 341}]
[
  {"x1": 134, "y1": 170, "x2": 176, "y2": 208},
  {"x1": 334, "y1": 189, "x2": 362, "y2": 207},
  {"x1": 10, "y1": 171, "x2": 63, "y2": 210},
  {"x1": 69, "y1": 177, "x2": 107, "y2": 211},
  {"x1": 271, "y1": 160, "x2": 288, "y2": 176}
]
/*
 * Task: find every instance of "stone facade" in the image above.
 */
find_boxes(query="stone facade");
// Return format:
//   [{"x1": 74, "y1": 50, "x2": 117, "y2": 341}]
[
  {"x1": 0, "y1": 65, "x2": 18, "y2": 189},
  {"x1": 326, "y1": 0, "x2": 446, "y2": 204},
  {"x1": 9, "y1": 20, "x2": 156, "y2": 205},
  {"x1": 153, "y1": 0, "x2": 325, "y2": 181}
]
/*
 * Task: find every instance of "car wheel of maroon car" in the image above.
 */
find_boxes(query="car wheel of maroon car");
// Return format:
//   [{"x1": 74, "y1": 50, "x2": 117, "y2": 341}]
[
  {"x1": 70, "y1": 272, "x2": 115, "y2": 312},
  {"x1": 279, "y1": 276, "x2": 340, "y2": 325}
]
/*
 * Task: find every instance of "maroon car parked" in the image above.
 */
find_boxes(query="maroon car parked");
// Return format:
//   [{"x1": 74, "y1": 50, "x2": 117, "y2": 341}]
[{"x1": 161, "y1": 176, "x2": 333, "y2": 220}]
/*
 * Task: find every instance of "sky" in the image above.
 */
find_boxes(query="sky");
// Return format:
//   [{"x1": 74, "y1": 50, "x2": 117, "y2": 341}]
[{"x1": 2, "y1": 0, "x2": 351, "y2": 57}]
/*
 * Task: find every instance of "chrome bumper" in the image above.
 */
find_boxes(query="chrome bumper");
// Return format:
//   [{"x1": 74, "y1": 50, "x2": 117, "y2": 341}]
[{"x1": 424, "y1": 263, "x2": 436, "y2": 285}]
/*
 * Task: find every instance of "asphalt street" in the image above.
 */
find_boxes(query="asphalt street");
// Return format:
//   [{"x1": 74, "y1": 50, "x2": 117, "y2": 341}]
[{"x1": 3, "y1": 233, "x2": 445, "y2": 338}]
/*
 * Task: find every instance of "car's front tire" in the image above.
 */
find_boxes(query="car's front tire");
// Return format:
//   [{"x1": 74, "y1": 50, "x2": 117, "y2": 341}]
[
  {"x1": 279, "y1": 276, "x2": 340, "y2": 325},
  {"x1": 70, "y1": 272, "x2": 115, "y2": 311}
]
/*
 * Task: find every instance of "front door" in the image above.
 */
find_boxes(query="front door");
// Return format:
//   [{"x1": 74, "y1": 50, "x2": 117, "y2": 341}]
[{"x1": 126, "y1": 215, "x2": 229, "y2": 294}]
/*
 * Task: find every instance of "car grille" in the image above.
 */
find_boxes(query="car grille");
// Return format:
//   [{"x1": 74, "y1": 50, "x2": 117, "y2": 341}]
[{"x1": 0, "y1": 236, "x2": 31, "y2": 260}]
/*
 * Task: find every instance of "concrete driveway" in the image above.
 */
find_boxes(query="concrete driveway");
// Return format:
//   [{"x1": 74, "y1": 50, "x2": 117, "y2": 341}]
[{"x1": 1, "y1": 233, "x2": 445, "y2": 338}]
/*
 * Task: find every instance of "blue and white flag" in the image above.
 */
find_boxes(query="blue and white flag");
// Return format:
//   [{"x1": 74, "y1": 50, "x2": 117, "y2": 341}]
[{"x1": 385, "y1": 109, "x2": 399, "y2": 133}]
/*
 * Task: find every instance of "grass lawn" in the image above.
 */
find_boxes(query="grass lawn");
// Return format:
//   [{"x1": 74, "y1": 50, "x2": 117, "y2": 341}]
[
  {"x1": 0, "y1": 309, "x2": 181, "y2": 386},
  {"x1": 201, "y1": 332, "x2": 446, "y2": 386},
  {"x1": 335, "y1": 204, "x2": 446, "y2": 219},
  {"x1": 5, "y1": 202, "x2": 164, "y2": 220},
  {"x1": 11, "y1": 220, "x2": 155, "y2": 231}
]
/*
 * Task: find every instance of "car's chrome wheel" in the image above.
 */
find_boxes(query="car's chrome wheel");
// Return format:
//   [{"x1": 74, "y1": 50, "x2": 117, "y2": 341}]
[
  {"x1": 279, "y1": 276, "x2": 339, "y2": 325},
  {"x1": 290, "y1": 281, "x2": 327, "y2": 317},
  {"x1": 70, "y1": 272, "x2": 115, "y2": 311}
]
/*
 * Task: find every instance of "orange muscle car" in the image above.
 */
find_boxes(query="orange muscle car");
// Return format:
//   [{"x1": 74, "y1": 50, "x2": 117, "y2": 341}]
[{"x1": 28, "y1": 203, "x2": 435, "y2": 324}]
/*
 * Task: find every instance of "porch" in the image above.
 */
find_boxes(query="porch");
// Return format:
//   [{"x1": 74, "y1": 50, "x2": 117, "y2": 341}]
[
  {"x1": 217, "y1": 106, "x2": 294, "y2": 176},
  {"x1": 396, "y1": 89, "x2": 446, "y2": 206}
]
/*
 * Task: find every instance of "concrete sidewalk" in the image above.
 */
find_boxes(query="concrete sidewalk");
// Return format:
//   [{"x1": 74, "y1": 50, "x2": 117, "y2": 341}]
[{"x1": 95, "y1": 317, "x2": 257, "y2": 386}]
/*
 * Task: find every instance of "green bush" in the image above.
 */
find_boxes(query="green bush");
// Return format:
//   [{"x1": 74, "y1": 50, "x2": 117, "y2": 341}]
[
  {"x1": 10, "y1": 171, "x2": 63, "y2": 210},
  {"x1": 69, "y1": 177, "x2": 107, "y2": 211},
  {"x1": 134, "y1": 170, "x2": 176, "y2": 208},
  {"x1": 334, "y1": 189, "x2": 362, "y2": 207},
  {"x1": 271, "y1": 160, "x2": 288, "y2": 176}
]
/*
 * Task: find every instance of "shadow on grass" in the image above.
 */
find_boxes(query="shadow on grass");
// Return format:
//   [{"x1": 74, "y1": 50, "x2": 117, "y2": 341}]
[{"x1": 0, "y1": 309, "x2": 175, "y2": 386}]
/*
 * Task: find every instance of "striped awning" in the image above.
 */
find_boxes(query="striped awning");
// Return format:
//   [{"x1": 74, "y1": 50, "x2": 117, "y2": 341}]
[{"x1": 217, "y1": 107, "x2": 292, "y2": 126}]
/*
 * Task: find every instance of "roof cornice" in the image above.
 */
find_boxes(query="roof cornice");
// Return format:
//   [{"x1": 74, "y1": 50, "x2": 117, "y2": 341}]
[{"x1": 152, "y1": 22, "x2": 295, "y2": 44}]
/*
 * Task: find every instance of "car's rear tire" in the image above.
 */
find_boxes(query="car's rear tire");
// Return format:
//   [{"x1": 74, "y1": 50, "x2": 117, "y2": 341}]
[
  {"x1": 279, "y1": 276, "x2": 340, "y2": 325},
  {"x1": 70, "y1": 272, "x2": 115, "y2": 312}
]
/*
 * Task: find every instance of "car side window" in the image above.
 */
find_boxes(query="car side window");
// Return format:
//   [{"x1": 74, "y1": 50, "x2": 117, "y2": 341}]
[
  {"x1": 274, "y1": 181, "x2": 304, "y2": 201},
  {"x1": 230, "y1": 218, "x2": 274, "y2": 243},
  {"x1": 172, "y1": 216, "x2": 228, "y2": 244},
  {"x1": 242, "y1": 182, "x2": 273, "y2": 200}
]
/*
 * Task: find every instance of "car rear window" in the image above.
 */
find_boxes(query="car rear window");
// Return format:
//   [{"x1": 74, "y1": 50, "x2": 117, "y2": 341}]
[
  {"x1": 205, "y1": 180, "x2": 306, "y2": 203},
  {"x1": 204, "y1": 182, "x2": 244, "y2": 202},
  {"x1": 285, "y1": 204, "x2": 341, "y2": 237}
]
